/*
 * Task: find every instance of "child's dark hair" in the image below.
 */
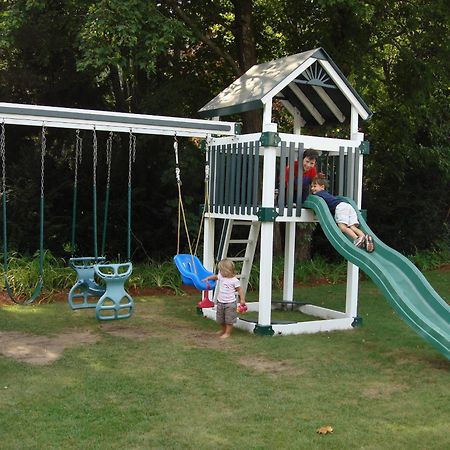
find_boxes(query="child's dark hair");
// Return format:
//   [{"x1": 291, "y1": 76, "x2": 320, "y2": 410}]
[
  {"x1": 303, "y1": 149, "x2": 320, "y2": 160},
  {"x1": 312, "y1": 175, "x2": 329, "y2": 188}
]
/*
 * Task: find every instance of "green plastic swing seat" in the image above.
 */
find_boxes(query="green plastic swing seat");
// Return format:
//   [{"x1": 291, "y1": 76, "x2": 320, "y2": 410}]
[
  {"x1": 68, "y1": 257, "x2": 106, "y2": 309},
  {"x1": 94, "y1": 262, "x2": 134, "y2": 321}
]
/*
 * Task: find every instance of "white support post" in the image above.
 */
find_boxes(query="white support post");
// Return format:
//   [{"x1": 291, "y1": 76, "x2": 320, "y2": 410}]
[
  {"x1": 262, "y1": 99, "x2": 273, "y2": 131},
  {"x1": 258, "y1": 120, "x2": 277, "y2": 327},
  {"x1": 203, "y1": 217, "x2": 215, "y2": 300},
  {"x1": 282, "y1": 114, "x2": 301, "y2": 302},
  {"x1": 203, "y1": 217, "x2": 215, "y2": 272},
  {"x1": 345, "y1": 106, "x2": 362, "y2": 317},
  {"x1": 283, "y1": 222, "x2": 296, "y2": 301}
]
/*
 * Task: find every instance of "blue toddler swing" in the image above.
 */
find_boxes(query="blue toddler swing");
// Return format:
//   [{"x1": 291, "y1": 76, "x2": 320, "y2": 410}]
[{"x1": 172, "y1": 135, "x2": 215, "y2": 306}]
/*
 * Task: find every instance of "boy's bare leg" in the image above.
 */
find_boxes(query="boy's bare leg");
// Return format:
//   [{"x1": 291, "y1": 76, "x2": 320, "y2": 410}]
[
  {"x1": 220, "y1": 324, "x2": 233, "y2": 339},
  {"x1": 350, "y1": 225, "x2": 365, "y2": 238},
  {"x1": 338, "y1": 223, "x2": 358, "y2": 240}
]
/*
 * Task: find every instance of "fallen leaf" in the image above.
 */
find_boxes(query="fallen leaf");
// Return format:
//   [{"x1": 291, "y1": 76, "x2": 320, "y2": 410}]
[{"x1": 316, "y1": 425, "x2": 334, "y2": 434}]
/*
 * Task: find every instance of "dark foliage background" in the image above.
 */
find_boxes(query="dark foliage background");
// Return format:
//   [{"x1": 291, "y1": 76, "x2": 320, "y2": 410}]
[{"x1": 0, "y1": 0, "x2": 448, "y2": 261}]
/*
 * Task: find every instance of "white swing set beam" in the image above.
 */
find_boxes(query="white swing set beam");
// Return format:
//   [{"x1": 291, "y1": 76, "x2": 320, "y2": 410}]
[{"x1": 0, "y1": 102, "x2": 239, "y2": 138}]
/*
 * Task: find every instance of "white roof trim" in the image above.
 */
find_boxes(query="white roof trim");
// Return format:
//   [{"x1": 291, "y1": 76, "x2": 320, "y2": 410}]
[
  {"x1": 289, "y1": 83, "x2": 325, "y2": 125},
  {"x1": 312, "y1": 85, "x2": 346, "y2": 123},
  {"x1": 261, "y1": 58, "x2": 316, "y2": 105},
  {"x1": 319, "y1": 60, "x2": 370, "y2": 120}
]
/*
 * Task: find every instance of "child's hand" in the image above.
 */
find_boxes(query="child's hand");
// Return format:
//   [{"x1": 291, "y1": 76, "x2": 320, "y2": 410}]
[{"x1": 237, "y1": 303, "x2": 248, "y2": 314}]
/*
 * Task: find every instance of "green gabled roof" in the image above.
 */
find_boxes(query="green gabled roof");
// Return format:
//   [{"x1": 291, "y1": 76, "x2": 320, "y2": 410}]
[{"x1": 199, "y1": 48, "x2": 372, "y2": 126}]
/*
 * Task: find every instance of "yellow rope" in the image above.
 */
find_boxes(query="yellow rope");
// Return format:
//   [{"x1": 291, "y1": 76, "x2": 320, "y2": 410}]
[{"x1": 177, "y1": 182, "x2": 193, "y2": 256}]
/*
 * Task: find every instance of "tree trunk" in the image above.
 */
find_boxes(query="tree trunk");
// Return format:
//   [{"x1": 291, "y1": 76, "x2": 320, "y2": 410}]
[
  {"x1": 295, "y1": 223, "x2": 315, "y2": 262},
  {"x1": 232, "y1": 0, "x2": 261, "y2": 133}
]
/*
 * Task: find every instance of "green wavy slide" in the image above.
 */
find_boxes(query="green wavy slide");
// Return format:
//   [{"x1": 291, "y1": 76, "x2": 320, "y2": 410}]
[{"x1": 304, "y1": 195, "x2": 450, "y2": 359}]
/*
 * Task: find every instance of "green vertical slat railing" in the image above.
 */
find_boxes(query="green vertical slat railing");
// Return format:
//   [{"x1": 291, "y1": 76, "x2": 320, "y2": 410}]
[
  {"x1": 329, "y1": 155, "x2": 336, "y2": 195},
  {"x1": 229, "y1": 143, "x2": 236, "y2": 214},
  {"x1": 346, "y1": 146, "x2": 354, "y2": 199},
  {"x1": 246, "y1": 142, "x2": 254, "y2": 215},
  {"x1": 338, "y1": 146, "x2": 345, "y2": 196},
  {"x1": 210, "y1": 144, "x2": 216, "y2": 213},
  {"x1": 287, "y1": 142, "x2": 296, "y2": 217},
  {"x1": 224, "y1": 144, "x2": 232, "y2": 214},
  {"x1": 235, "y1": 143, "x2": 242, "y2": 214},
  {"x1": 295, "y1": 142, "x2": 304, "y2": 215},
  {"x1": 217, "y1": 145, "x2": 225, "y2": 214},
  {"x1": 278, "y1": 141, "x2": 287, "y2": 216},
  {"x1": 241, "y1": 142, "x2": 248, "y2": 215},
  {"x1": 252, "y1": 141, "x2": 260, "y2": 215},
  {"x1": 353, "y1": 146, "x2": 360, "y2": 202}
]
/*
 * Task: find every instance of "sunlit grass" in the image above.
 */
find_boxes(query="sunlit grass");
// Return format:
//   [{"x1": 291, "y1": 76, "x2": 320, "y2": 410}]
[{"x1": 0, "y1": 271, "x2": 449, "y2": 449}]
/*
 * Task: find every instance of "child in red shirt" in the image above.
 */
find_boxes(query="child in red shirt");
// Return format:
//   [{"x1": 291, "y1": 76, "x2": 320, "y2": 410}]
[{"x1": 285, "y1": 149, "x2": 319, "y2": 202}]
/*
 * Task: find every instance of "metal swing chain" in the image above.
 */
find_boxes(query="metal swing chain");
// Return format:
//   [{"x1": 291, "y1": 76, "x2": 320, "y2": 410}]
[
  {"x1": 1, "y1": 121, "x2": 6, "y2": 196},
  {"x1": 127, "y1": 129, "x2": 136, "y2": 261},
  {"x1": 128, "y1": 129, "x2": 136, "y2": 188},
  {"x1": 38, "y1": 124, "x2": 47, "y2": 283},
  {"x1": 101, "y1": 131, "x2": 113, "y2": 257},
  {"x1": 71, "y1": 130, "x2": 83, "y2": 255},
  {"x1": 74, "y1": 129, "x2": 83, "y2": 188},
  {"x1": 106, "y1": 131, "x2": 113, "y2": 188},
  {"x1": 40, "y1": 125, "x2": 46, "y2": 199},
  {"x1": 93, "y1": 127, "x2": 98, "y2": 188},
  {"x1": 1, "y1": 121, "x2": 7, "y2": 273},
  {"x1": 92, "y1": 127, "x2": 99, "y2": 259}
]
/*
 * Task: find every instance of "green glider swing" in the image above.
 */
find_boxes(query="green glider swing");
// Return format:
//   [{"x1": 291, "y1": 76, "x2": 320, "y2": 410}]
[
  {"x1": 1, "y1": 121, "x2": 46, "y2": 304},
  {"x1": 68, "y1": 128, "x2": 136, "y2": 321},
  {"x1": 67, "y1": 128, "x2": 109, "y2": 310}
]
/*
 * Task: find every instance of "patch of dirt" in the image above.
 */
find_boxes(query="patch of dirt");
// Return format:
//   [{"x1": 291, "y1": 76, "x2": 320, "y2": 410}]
[
  {"x1": 99, "y1": 323, "x2": 158, "y2": 340},
  {"x1": 361, "y1": 381, "x2": 407, "y2": 399},
  {"x1": 0, "y1": 330, "x2": 99, "y2": 365},
  {"x1": 238, "y1": 355, "x2": 297, "y2": 377},
  {"x1": 436, "y1": 264, "x2": 450, "y2": 272}
]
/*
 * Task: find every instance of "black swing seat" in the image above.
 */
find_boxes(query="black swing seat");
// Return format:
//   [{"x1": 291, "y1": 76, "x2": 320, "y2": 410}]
[{"x1": 68, "y1": 257, "x2": 106, "y2": 309}]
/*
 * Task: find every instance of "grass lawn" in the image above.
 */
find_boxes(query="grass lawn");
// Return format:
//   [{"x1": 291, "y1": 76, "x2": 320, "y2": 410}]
[{"x1": 0, "y1": 270, "x2": 449, "y2": 449}]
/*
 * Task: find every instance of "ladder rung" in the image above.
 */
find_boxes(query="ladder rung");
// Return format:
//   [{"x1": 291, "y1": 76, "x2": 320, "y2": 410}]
[
  {"x1": 228, "y1": 257, "x2": 247, "y2": 262},
  {"x1": 229, "y1": 239, "x2": 252, "y2": 244}
]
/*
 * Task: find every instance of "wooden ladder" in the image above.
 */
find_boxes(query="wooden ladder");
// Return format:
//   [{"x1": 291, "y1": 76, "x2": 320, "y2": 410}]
[{"x1": 218, "y1": 219, "x2": 261, "y2": 296}]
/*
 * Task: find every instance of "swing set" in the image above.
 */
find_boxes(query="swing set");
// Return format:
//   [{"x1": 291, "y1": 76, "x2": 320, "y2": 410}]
[{"x1": 0, "y1": 101, "x2": 237, "y2": 318}]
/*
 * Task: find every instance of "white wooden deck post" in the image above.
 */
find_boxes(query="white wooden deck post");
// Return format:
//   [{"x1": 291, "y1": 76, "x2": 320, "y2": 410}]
[
  {"x1": 345, "y1": 106, "x2": 363, "y2": 317},
  {"x1": 283, "y1": 222, "x2": 296, "y2": 301},
  {"x1": 203, "y1": 217, "x2": 215, "y2": 300},
  {"x1": 283, "y1": 114, "x2": 302, "y2": 302},
  {"x1": 257, "y1": 105, "x2": 277, "y2": 333}
]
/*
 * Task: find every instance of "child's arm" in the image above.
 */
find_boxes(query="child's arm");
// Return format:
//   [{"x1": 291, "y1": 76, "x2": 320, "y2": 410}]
[
  {"x1": 202, "y1": 274, "x2": 218, "y2": 282},
  {"x1": 236, "y1": 286, "x2": 245, "y2": 305}
]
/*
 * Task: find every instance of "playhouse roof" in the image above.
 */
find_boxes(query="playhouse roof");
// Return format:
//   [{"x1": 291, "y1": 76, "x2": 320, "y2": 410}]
[{"x1": 198, "y1": 48, "x2": 372, "y2": 126}]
